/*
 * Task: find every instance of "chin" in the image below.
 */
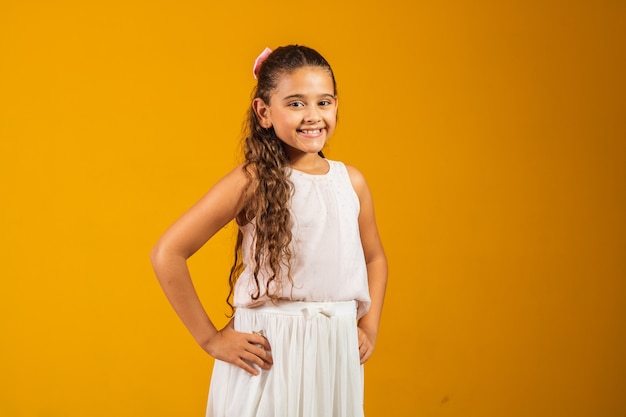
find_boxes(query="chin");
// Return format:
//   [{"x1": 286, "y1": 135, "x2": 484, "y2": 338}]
[{"x1": 308, "y1": 146, "x2": 325, "y2": 154}]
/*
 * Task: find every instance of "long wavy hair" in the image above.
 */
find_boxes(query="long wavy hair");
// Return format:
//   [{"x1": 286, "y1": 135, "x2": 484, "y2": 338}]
[{"x1": 226, "y1": 45, "x2": 337, "y2": 311}]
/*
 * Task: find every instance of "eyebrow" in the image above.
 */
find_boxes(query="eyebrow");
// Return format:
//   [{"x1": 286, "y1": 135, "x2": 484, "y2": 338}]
[{"x1": 281, "y1": 93, "x2": 336, "y2": 101}]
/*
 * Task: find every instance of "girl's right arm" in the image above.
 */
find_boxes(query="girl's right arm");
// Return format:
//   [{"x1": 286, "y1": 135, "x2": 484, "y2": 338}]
[{"x1": 150, "y1": 164, "x2": 272, "y2": 376}]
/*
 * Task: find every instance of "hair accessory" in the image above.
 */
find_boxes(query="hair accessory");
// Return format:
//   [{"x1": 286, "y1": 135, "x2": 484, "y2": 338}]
[{"x1": 253, "y1": 47, "x2": 273, "y2": 79}]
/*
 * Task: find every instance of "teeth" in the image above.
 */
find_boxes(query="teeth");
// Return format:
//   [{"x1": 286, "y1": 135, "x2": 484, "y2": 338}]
[{"x1": 300, "y1": 129, "x2": 321, "y2": 134}]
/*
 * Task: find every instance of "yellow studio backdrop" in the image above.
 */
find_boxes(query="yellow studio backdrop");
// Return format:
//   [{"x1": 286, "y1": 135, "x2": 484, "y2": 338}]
[{"x1": 1, "y1": 1, "x2": 624, "y2": 416}]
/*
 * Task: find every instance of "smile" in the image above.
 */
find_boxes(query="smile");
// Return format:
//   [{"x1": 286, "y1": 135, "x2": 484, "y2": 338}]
[{"x1": 298, "y1": 129, "x2": 323, "y2": 135}]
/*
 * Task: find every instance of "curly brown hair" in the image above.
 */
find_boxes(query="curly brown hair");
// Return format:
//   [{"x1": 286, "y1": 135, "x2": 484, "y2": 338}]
[{"x1": 226, "y1": 45, "x2": 337, "y2": 311}]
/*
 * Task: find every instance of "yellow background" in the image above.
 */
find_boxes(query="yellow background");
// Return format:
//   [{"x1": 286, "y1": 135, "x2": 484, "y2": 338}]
[{"x1": 1, "y1": 1, "x2": 625, "y2": 416}]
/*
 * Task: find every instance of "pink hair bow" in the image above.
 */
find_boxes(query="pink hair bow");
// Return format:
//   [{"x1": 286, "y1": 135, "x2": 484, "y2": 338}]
[{"x1": 253, "y1": 47, "x2": 273, "y2": 79}]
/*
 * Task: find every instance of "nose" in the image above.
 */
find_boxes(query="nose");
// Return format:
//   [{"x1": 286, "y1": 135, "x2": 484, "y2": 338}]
[{"x1": 304, "y1": 106, "x2": 322, "y2": 124}]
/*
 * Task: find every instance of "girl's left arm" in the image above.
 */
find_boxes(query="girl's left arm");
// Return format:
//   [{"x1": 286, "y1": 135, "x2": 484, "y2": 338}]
[{"x1": 346, "y1": 165, "x2": 388, "y2": 364}]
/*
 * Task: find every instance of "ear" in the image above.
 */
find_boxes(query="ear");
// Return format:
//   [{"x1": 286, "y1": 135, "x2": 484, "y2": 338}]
[{"x1": 252, "y1": 98, "x2": 272, "y2": 128}]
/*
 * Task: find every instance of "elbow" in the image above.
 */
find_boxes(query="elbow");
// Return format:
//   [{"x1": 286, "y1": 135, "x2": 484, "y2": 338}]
[
  {"x1": 150, "y1": 238, "x2": 189, "y2": 274},
  {"x1": 366, "y1": 253, "x2": 388, "y2": 280},
  {"x1": 150, "y1": 239, "x2": 167, "y2": 272},
  {"x1": 150, "y1": 244, "x2": 159, "y2": 271}
]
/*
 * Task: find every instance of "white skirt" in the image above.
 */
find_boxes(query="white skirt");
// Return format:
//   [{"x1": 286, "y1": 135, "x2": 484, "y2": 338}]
[{"x1": 206, "y1": 301, "x2": 364, "y2": 417}]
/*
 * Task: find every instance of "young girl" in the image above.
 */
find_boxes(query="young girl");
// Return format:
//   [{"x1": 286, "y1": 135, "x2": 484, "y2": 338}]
[{"x1": 151, "y1": 45, "x2": 387, "y2": 417}]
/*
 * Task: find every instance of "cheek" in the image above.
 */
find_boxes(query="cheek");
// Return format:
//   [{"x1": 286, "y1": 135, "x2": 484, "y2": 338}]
[
  {"x1": 327, "y1": 110, "x2": 338, "y2": 125},
  {"x1": 323, "y1": 106, "x2": 338, "y2": 118},
  {"x1": 276, "y1": 111, "x2": 298, "y2": 124}
]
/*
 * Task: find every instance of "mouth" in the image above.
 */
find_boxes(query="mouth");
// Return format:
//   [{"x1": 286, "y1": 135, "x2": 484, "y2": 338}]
[{"x1": 298, "y1": 128, "x2": 324, "y2": 135}]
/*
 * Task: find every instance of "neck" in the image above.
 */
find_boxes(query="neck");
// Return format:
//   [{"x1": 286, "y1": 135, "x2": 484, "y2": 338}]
[{"x1": 288, "y1": 153, "x2": 328, "y2": 174}]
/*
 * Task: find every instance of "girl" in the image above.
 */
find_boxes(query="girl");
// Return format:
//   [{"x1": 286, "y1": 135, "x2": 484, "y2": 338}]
[{"x1": 151, "y1": 45, "x2": 387, "y2": 417}]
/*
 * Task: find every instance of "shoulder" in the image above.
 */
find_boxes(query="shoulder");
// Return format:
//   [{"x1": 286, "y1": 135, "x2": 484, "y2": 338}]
[
  {"x1": 221, "y1": 163, "x2": 261, "y2": 224},
  {"x1": 341, "y1": 163, "x2": 378, "y2": 224},
  {"x1": 342, "y1": 163, "x2": 369, "y2": 197},
  {"x1": 205, "y1": 163, "x2": 254, "y2": 212},
  {"x1": 216, "y1": 163, "x2": 252, "y2": 189}
]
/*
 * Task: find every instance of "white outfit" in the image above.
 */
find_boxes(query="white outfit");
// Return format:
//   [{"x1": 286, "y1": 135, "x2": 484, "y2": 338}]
[{"x1": 207, "y1": 160, "x2": 370, "y2": 417}]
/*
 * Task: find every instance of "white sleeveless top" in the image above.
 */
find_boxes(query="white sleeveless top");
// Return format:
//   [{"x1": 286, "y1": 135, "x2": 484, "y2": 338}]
[{"x1": 233, "y1": 160, "x2": 371, "y2": 318}]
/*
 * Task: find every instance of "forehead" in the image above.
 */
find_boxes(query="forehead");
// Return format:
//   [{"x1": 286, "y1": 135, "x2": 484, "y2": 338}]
[{"x1": 271, "y1": 66, "x2": 335, "y2": 99}]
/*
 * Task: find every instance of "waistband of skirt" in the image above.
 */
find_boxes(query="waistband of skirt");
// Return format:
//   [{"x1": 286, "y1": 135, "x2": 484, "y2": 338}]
[{"x1": 237, "y1": 300, "x2": 357, "y2": 316}]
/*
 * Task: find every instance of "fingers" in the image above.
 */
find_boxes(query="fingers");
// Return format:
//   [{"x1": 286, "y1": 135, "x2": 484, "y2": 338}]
[
  {"x1": 235, "y1": 357, "x2": 260, "y2": 376},
  {"x1": 205, "y1": 327, "x2": 273, "y2": 376},
  {"x1": 245, "y1": 334, "x2": 273, "y2": 367},
  {"x1": 239, "y1": 344, "x2": 272, "y2": 375},
  {"x1": 358, "y1": 337, "x2": 371, "y2": 364},
  {"x1": 357, "y1": 327, "x2": 375, "y2": 364},
  {"x1": 235, "y1": 334, "x2": 273, "y2": 374},
  {"x1": 249, "y1": 332, "x2": 272, "y2": 353}
]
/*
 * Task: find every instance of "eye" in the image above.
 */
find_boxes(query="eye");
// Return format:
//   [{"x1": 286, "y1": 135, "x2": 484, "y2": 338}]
[
  {"x1": 319, "y1": 99, "x2": 334, "y2": 106},
  {"x1": 288, "y1": 101, "x2": 305, "y2": 107}
]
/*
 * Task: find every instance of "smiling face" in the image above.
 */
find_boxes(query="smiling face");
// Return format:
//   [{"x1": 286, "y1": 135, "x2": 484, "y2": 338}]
[{"x1": 253, "y1": 66, "x2": 338, "y2": 163}]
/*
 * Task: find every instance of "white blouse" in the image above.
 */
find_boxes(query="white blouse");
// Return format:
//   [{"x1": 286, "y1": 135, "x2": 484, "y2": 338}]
[{"x1": 233, "y1": 160, "x2": 371, "y2": 318}]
